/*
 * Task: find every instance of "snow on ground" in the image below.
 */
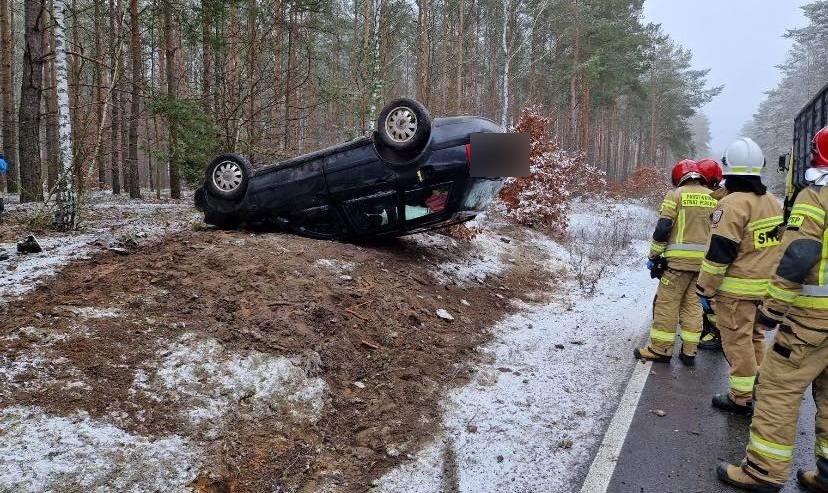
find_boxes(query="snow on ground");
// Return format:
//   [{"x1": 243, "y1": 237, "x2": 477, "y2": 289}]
[
  {"x1": 378, "y1": 200, "x2": 659, "y2": 493},
  {"x1": 0, "y1": 234, "x2": 96, "y2": 297},
  {"x1": 137, "y1": 333, "x2": 329, "y2": 429},
  {"x1": 316, "y1": 258, "x2": 357, "y2": 273},
  {"x1": 410, "y1": 213, "x2": 511, "y2": 285},
  {"x1": 0, "y1": 191, "x2": 197, "y2": 298},
  {"x1": 0, "y1": 406, "x2": 198, "y2": 493}
]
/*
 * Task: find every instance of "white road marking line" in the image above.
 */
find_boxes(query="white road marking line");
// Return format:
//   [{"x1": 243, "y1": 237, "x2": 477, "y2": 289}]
[{"x1": 579, "y1": 357, "x2": 652, "y2": 493}]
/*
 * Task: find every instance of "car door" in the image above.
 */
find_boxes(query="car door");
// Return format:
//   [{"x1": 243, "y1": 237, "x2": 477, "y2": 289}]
[{"x1": 323, "y1": 143, "x2": 400, "y2": 236}]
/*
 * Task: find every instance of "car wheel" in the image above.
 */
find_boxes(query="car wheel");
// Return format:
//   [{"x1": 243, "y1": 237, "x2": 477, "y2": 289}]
[
  {"x1": 376, "y1": 98, "x2": 431, "y2": 153},
  {"x1": 205, "y1": 153, "x2": 251, "y2": 201}
]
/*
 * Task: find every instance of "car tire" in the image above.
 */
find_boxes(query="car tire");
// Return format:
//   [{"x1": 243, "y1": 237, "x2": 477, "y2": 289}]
[
  {"x1": 376, "y1": 98, "x2": 431, "y2": 153},
  {"x1": 205, "y1": 153, "x2": 251, "y2": 201}
]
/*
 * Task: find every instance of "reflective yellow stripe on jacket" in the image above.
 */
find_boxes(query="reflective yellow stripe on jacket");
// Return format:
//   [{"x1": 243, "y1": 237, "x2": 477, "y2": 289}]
[
  {"x1": 701, "y1": 260, "x2": 727, "y2": 276},
  {"x1": 719, "y1": 277, "x2": 769, "y2": 297},
  {"x1": 747, "y1": 216, "x2": 784, "y2": 231},
  {"x1": 791, "y1": 203, "x2": 826, "y2": 225},
  {"x1": 650, "y1": 242, "x2": 667, "y2": 255},
  {"x1": 664, "y1": 243, "x2": 706, "y2": 260}
]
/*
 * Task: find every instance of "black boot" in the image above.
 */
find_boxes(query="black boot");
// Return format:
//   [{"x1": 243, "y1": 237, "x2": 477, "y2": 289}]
[
  {"x1": 699, "y1": 328, "x2": 722, "y2": 350},
  {"x1": 679, "y1": 351, "x2": 696, "y2": 367},
  {"x1": 797, "y1": 458, "x2": 828, "y2": 493},
  {"x1": 712, "y1": 394, "x2": 753, "y2": 415}
]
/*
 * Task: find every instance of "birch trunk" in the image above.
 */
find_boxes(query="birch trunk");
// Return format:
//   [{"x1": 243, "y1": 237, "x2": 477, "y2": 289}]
[
  {"x1": 367, "y1": 0, "x2": 382, "y2": 130},
  {"x1": 44, "y1": 23, "x2": 60, "y2": 192},
  {"x1": 415, "y1": 0, "x2": 429, "y2": 105},
  {"x1": 53, "y1": 0, "x2": 77, "y2": 229}
]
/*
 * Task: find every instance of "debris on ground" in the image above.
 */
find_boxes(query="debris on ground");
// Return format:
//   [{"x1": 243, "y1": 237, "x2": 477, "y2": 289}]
[{"x1": 16, "y1": 235, "x2": 42, "y2": 254}]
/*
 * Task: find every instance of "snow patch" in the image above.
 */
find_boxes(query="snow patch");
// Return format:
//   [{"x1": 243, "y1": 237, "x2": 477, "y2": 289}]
[
  {"x1": 316, "y1": 258, "x2": 356, "y2": 273},
  {"x1": 68, "y1": 306, "x2": 123, "y2": 319},
  {"x1": 0, "y1": 354, "x2": 48, "y2": 384},
  {"x1": 435, "y1": 232, "x2": 508, "y2": 284},
  {"x1": 0, "y1": 235, "x2": 96, "y2": 297},
  {"x1": 0, "y1": 406, "x2": 198, "y2": 493},
  {"x1": 140, "y1": 333, "x2": 328, "y2": 426}
]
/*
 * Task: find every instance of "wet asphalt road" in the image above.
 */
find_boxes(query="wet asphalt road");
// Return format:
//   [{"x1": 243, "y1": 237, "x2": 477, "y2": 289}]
[{"x1": 606, "y1": 345, "x2": 817, "y2": 493}]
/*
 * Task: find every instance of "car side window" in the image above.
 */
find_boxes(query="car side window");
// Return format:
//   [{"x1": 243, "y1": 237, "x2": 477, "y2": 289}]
[
  {"x1": 404, "y1": 183, "x2": 452, "y2": 220},
  {"x1": 343, "y1": 191, "x2": 399, "y2": 231},
  {"x1": 293, "y1": 205, "x2": 344, "y2": 238}
]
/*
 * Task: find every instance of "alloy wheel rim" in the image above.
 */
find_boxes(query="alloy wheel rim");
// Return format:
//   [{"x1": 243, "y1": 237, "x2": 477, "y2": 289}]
[
  {"x1": 384, "y1": 106, "x2": 418, "y2": 143},
  {"x1": 212, "y1": 161, "x2": 244, "y2": 192}
]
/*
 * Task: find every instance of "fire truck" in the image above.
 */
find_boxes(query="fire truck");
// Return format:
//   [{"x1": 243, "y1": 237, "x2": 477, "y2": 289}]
[{"x1": 781, "y1": 81, "x2": 828, "y2": 217}]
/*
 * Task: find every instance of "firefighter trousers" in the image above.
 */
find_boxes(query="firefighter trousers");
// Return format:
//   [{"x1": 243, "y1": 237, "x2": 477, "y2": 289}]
[
  {"x1": 742, "y1": 322, "x2": 828, "y2": 485},
  {"x1": 648, "y1": 268, "x2": 703, "y2": 357},
  {"x1": 714, "y1": 296, "x2": 766, "y2": 405}
]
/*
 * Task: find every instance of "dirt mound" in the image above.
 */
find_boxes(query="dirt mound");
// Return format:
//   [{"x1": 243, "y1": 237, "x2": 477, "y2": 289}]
[{"x1": 0, "y1": 226, "x2": 554, "y2": 492}]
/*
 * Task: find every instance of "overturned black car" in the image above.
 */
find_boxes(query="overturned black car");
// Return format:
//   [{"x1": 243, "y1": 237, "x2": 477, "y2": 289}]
[{"x1": 194, "y1": 99, "x2": 505, "y2": 240}]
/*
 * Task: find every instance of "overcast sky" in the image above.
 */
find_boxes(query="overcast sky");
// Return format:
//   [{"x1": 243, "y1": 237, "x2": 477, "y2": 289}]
[{"x1": 643, "y1": 0, "x2": 807, "y2": 157}]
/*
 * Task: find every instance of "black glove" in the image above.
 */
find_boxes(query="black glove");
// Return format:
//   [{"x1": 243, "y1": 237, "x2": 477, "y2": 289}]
[{"x1": 648, "y1": 256, "x2": 668, "y2": 279}]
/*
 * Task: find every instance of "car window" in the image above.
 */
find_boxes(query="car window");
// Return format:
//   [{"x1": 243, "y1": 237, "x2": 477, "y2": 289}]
[
  {"x1": 293, "y1": 205, "x2": 344, "y2": 238},
  {"x1": 343, "y1": 191, "x2": 399, "y2": 231},
  {"x1": 404, "y1": 183, "x2": 452, "y2": 221}
]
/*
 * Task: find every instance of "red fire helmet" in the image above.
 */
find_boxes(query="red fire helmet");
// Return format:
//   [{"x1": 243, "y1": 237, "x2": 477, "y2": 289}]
[
  {"x1": 671, "y1": 159, "x2": 700, "y2": 187},
  {"x1": 813, "y1": 127, "x2": 828, "y2": 168},
  {"x1": 696, "y1": 158, "x2": 724, "y2": 187}
]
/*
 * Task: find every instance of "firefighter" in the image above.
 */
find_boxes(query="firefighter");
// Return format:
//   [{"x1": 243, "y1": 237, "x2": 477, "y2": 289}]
[
  {"x1": 696, "y1": 158, "x2": 726, "y2": 351},
  {"x1": 696, "y1": 137, "x2": 784, "y2": 415},
  {"x1": 716, "y1": 127, "x2": 828, "y2": 493},
  {"x1": 634, "y1": 159, "x2": 717, "y2": 366}
]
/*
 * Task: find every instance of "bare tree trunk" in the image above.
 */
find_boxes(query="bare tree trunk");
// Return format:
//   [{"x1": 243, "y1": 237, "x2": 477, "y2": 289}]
[
  {"x1": 44, "y1": 20, "x2": 60, "y2": 192},
  {"x1": 367, "y1": 0, "x2": 382, "y2": 129},
  {"x1": 568, "y1": 0, "x2": 579, "y2": 150},
  {"x1": 499, "y1": 0, "x2": 509, "y2": 127},
  {"x1": 649, "y1": 92, "x2": 658, "y2": 166},
  {"x1": 164, "y1": 0, "x2": 181, "y2": 199},
  {"x1": 18, "y1": 0, "x2": 45, "y2": 202},
  {"x1": 0, "y1": 0, "x2": 18, "y2": 193},
  {"x1": 93, "y1": 0, "x2": 105, "y2": 187},
  {"x1": 246, "y1": 0, "x2": 258, "y2": 160},
  {"x1": 69, "y1": 0, "x2": 84, "y2": 193},
  {"x1": 201, "y1": 0, "x2": 213, "y2": 116},
  {"x1": 455, "y1": 0, "x2": 463, "y2": 114},
  {"x1": 109, "y1": 0, "x2": 121, "y2": 194},
  {"x1": 415, "y1": 0, "x2": 429, "y2": 105},
  {"x1": 53, "y1": 0, "x2": 77, "y2": 230},
  {"x1": 127, "y1": 0, "x2": 141, "y2": 198},
  {"x1": 282, "y1": 10, "x2": 293, "y2": 151}
]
